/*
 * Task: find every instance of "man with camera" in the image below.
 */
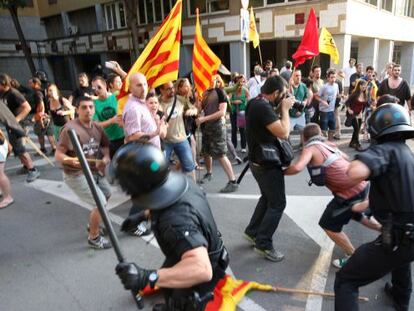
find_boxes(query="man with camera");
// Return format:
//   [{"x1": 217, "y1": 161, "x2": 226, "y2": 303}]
[
  {"x1": 243, "y1": 76, "x2": 294, "y2": 262},
  {"x1": 288, "y1": 69, "x2": 308, "y2": 139}
]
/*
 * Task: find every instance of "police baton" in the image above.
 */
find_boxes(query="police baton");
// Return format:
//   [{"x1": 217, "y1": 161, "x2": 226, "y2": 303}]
[
  {"x1": 68, "y1": 129, "x2": 144, "y2": 309},
  {"x1": 237, "y1": 160, "x2": 250, "y2": 185}
]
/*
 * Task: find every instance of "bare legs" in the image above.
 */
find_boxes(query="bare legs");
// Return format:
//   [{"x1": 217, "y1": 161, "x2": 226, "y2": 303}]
[{"x1": 0, "y1": 163, "x2": 13, "y2": 208}]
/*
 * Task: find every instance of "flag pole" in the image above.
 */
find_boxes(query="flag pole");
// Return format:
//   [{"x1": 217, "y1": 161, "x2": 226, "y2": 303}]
[{"x1": 258, "y1": 43, "x2": 263, "y2": 67}]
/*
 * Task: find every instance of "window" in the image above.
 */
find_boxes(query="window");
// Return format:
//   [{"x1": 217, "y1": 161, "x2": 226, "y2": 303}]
[
  {"x1": 395, "y1": 0, "x2": 414, "y2": 17},
  {"x1": 138, "y1": 0, "x2": 175, "y2": 25},
  {"x1": 393, "y1": 45, "x2": 401, "y2": 64},
  {"x1": 244, "y1": 0, "x2": 306, "y2": 7},
  {"x1": 187, "y1": 0, "x2": 229, "y2": 15},
  {"x1": 382, "y1": 0, "x2": 394, "y2": 11},
  {"x1": 364, "y1": 0, "x2": 378, "y2": 6},
  {"x1": 104, "y1": 1, "x2": 127, "y2": 30}
]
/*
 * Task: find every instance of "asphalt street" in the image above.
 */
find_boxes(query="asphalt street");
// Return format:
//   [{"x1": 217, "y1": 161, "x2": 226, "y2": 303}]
[{"x1": 0, "y1": 130, "x2": 411, "y2": 311}]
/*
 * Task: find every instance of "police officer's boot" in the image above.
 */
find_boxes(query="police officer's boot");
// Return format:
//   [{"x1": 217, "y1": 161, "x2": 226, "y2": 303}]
[
  {"x1": 384, "y1": 282, "x2": 410, "y2": 311},
  {"x1": 153, "y1": 303, "x2": 167, "y2": 311}
]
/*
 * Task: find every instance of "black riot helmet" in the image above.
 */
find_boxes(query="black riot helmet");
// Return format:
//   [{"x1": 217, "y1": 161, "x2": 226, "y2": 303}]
[
  {"x1": 110, "y1": 142, "x2": 188, "y2": 211},
  {"x1": 368, "y1": 103, "x2": 414, "y2": 141}
]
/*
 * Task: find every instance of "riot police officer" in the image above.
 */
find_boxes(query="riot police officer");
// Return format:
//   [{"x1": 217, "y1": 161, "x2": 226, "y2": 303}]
[
  {"x1": 334, "y1": 103, "x2": 414, "y2": 311},
  {"x1": 111, "y1": 142, "x2": 229, "y2": 311}
]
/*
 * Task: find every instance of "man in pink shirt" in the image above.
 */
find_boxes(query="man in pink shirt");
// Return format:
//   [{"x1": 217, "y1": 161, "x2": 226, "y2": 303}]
[
  {"x1": 122, "y1": 73, "x2": 164, "y2": 148},
  {"x1": 284, "y1": 123, "x2": 381, "y2": 268}
]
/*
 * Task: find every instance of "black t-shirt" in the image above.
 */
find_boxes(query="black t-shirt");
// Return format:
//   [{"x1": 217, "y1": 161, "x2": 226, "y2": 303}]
[
  {"x1": 1, "y1": 88, "x2": 26, "y2": 116},
  {"x1": 378, "y1": 78, "x2": 411, "y2": 106},
  {"x1": 201, "y1": 88, "x2": 227, "y2": 121},
  {"x1": 71, "y1": 86, "x2": 94, "y2": 107},
  {"x1": 355, "y1": 141, "x2": 414, "y2": 223},
  {"x1": 245, "y1": 96, "x2": 278, "y2": 163}
]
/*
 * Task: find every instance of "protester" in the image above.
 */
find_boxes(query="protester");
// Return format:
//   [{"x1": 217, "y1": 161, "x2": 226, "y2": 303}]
[
  {"x1": 112, "y1": 143, "x2": 228, "y2": 310},
  {"x1": 159, "y1": 81, "x2": 196, "y2": 180},
  {"x1": 345, "y1": 79, "x2": 368, "y2": 151},
  {"x1": 309, "y1": 65, "x2": 324, "y2": 124},
  {"x1": 248, "y1": 65, "x2": 263, "y2": 99},
  {"x1": 288, "y1": 69, "x2": 308, "y2": 138},
  {"x1": 69, "y1": 72, "x2": 95, "y2": 106},
  {"x1": 335, "y1": 104, "x2": 414, "y2": 311},
  {"x1": 91, "y1": 76, "x2": 124, "y2": 158},
  {"x1": 244, "y1": 76, "x2": 294, "y2": 262},
  {"x1": 106, "y1": 73, "x2": 123, "y2": 95},
  {"x1": 280, "y1": 60, "x2": 292, "y2": 82},
  {"x1": 0, "y1": 73, "x2": 40, "y2": 182},
  {"x1": 47, "y1": 83, "x2": 74, "y2": 141},
  {"x1": 348, "y1": 63, "x2": 364, "y2": 94},
  {"x1": 197, "y1": 75, "x2": 238, "y2": 193},
  {"x1": 343, "y1": 58, "x2": 356, "y2": 95},
  {"x1": 334, "y1": 70, "x2": 345, "y2": 140},
  {"x1": 0, "y1": 129, "x2": 13, "y2": 209},
  {"x1": 29, "y1": 77, "x2": 57, "y2": 155},
  {"x1": 230, "y1": 74, "x2": 249, "y2": 153},
  {"x1": 315, "y1": 69, "x2": 339, "y2": 141},
  {"x1": 377, "y1": 64, "x2": 412, "y2": 110},
  {"x1": 379, "y1": 62, "x2": 394, "y2": 82},
  {"x1": 55, "y1": 96, "x2": 112, "y2": 249},
  {"x1": 284, "y1": 123, "x2": 381, "y2": 268},
  {"x1": 360, "y1": 66, "x2": 378, "y2": 142}
]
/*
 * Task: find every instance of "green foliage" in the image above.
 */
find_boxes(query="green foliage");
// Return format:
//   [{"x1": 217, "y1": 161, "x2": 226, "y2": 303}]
[{"x1": 0, "y1": 0, "x2": 29, "y2": 9}]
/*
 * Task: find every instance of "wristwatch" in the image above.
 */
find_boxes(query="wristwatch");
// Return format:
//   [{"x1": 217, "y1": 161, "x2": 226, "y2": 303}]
[{"x1": 148, "y1": 271, "x2": 159, "y2": 289}]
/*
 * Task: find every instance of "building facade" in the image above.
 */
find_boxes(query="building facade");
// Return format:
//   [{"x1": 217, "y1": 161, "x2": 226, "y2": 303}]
[{"x1": 1, "y1": 0, "x2": 414, "y2": 90}]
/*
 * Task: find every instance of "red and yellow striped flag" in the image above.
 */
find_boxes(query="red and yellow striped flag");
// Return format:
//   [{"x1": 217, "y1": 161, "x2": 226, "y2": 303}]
[
  {"x1": 192, "y1": 8, "x2": 221, "y2": 96},
  {"x1": 117, "y1": 0, "x2": 182, "y2": 113}
]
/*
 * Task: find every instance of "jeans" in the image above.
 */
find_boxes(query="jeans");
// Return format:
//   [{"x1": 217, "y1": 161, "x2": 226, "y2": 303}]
[
  {"x1": 320, "y1": 111, "x2": 336, "y2": 131},
  {"x1": 230, "y1": 112, "x2": 246, "y2": 149},
  {"x1": 165, "y1": 139, "x2": 195, "y2": 173},
  {"x1": 245, "y1": 164, "x2": 286, "y2": 250}
]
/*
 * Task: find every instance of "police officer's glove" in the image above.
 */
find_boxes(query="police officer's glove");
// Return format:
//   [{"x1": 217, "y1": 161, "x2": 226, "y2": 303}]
[{"x1": 115, "y1": 262, "x2": 153, "y2": 292}]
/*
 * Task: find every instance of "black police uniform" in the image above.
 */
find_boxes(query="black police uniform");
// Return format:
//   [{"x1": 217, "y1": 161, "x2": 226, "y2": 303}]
[
  {"x1": 334, "y1": 141, "x2": 414, "y2": 311},
  {"x1": 151, "y1": 180, "x2": 228, "y2": 310}
]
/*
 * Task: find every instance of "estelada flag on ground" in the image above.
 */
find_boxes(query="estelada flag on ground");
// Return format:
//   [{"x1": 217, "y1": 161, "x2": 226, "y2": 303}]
[
  {"x1": 117, "y1": 0, "x2": 182, "y2": 113},
  {"x1": 249, "y1": 7, "x2": 260, "y2": 49},
  {"x1": 192, "y1": 8, "x2": 221, "y2": 96},
  {"x1": 292, "y1": 8, "x2": 319, "y2": 68},
  {"x1": 140, "y1": 274, "x2": 273, "y2": 311},
  {"x1": 319, "y1": 27, "x2": 340, "y2": 64}
]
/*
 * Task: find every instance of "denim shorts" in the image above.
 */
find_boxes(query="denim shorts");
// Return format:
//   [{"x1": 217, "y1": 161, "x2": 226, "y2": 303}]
[
  {"x1": 165, "y1": 139, "x2": 195, "y2": 173},
  {"x1": 64, "y1": 173, "x2": 111, "y2": 207},
  {"x1": 320, "y1": 111, "x2": 336, "y2": 131}
]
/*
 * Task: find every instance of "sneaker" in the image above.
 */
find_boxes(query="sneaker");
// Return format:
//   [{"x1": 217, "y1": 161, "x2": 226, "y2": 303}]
[
  {"x1": 199, "y1": 173, "x2": 212, "y2": 184},
  {"x1": 243, "y1": 232, "x2": 256, "y2": 246},
  {"x1": 220, "y1": 181, "x2": 238, "y2": 193},
  {"x1": 26, "y1": 168, "x2": 40, "y2": 183},
  {"x1": 332, "y1": 255, "x2": 350, "y2": 268},
  {"x1": 234, "y1": 156, "x2": 243, "y2": 165},
  {"x1": 88, "y1": 235, "x2": 112, "y2": 249},
  {"x1": 128, "y1": 221, "x2": 152, "y2": 237},
  {"x1": 241, "y1": 149, "x2": 247, "y2": 153},
  {"x1": 254, "y1": 247, "x2": 284, "y2": 262}
]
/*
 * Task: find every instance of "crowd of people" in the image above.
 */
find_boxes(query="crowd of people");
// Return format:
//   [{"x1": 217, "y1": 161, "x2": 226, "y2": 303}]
[{"x1": 1, "y1": 57, "x2": 414, "y2": 311}]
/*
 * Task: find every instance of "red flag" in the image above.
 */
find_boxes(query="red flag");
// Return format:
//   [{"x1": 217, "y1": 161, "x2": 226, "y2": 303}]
[{"x1": 292, "y1": 8, "x2": 319, "y2": 67}]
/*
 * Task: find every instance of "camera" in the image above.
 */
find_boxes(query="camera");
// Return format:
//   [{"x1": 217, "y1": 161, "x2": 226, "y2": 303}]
[{"x1": 292, "y1": 100, "x2": 305, "y2": 112}]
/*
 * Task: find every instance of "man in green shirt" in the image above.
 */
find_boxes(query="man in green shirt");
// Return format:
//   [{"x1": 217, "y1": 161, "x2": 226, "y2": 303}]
[
  {"x1": 289, "y1": 69, "x2": 308, "y2": 132},
  {"x1": 91, "y1": 76, "x2": 124, "y2": 158}
]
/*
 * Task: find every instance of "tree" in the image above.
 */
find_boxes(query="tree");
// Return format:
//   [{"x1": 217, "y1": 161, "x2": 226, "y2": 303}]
[
  {"x1": 124, "y1": 0, "x2": 140, "y2": 62},
  {"x1": 0, "y1": 0, "x2": 36, "y2": 76}
]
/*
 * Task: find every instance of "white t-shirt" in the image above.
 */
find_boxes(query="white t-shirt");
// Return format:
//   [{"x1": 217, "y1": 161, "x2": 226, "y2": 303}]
[
  {"x1": 318, "y1": 83, "x2": 339, "y2": 112},
  {"x1": 343, "y1": 66, "x2": 356, "y2": 87},
  {"x1": 248, "y1": 75, "x2": 262, "y2": 99}
]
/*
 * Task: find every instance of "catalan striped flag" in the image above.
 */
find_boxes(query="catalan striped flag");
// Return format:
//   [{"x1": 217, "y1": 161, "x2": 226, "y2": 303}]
[
  {"x1": 192, "y1": 8, "x2": 221, "y2": 96},
  {"x1": 117, "y1": 0, "x2": 182, "y2": 113},
  {"x1": 140, "y1": 274, "x2": 273, "y2": 311}
]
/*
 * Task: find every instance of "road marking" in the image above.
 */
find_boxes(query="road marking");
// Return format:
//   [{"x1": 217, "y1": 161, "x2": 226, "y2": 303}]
[{"x1": 26, "y1": 179, "x2": 268, "y2": 311}]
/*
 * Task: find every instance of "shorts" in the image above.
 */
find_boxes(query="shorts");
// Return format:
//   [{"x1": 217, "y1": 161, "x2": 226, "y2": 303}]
[
  {"x1": 0, "y1": 140, "x2": 8, "y2": 163},
  {"x1": 34, "y1": 121, "x2": 54, "y2": 137},
  {"x1": 318, "y1": 186, "x2": 369, "y2": 232},
  {"x1": 289, "y1": 114, "x2": 306, "y2": 131},
  {"x1": 319, "y1": 111, "x2": 336, "y2": 131},
  {"x1": 64, "y1": 173, "x2": 111, "y2": 208},
  {"x1": 165, "y1": 139, "x2": 195, "y2": 173},
  {"x1": 6, "y1": 126, "x2": 26, "y2": 156},
  {"x1": 201, "y1": 122, "x2": 227, "y2": 158}
]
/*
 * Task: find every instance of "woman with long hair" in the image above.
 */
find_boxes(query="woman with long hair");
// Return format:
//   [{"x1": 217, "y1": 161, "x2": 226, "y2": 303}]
[
  {"x1": 47, "y1": 84, "x2": 75, "y2": 141},
  {"x1": 345, "y1": 79, "x2": 368, "y2": 150},
  {"x1": 230, "y1": 74, "x2": 250, "y2": 153},
  {"x1": 106, "y1": 73, "x2": 123, "y2": 95}
]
